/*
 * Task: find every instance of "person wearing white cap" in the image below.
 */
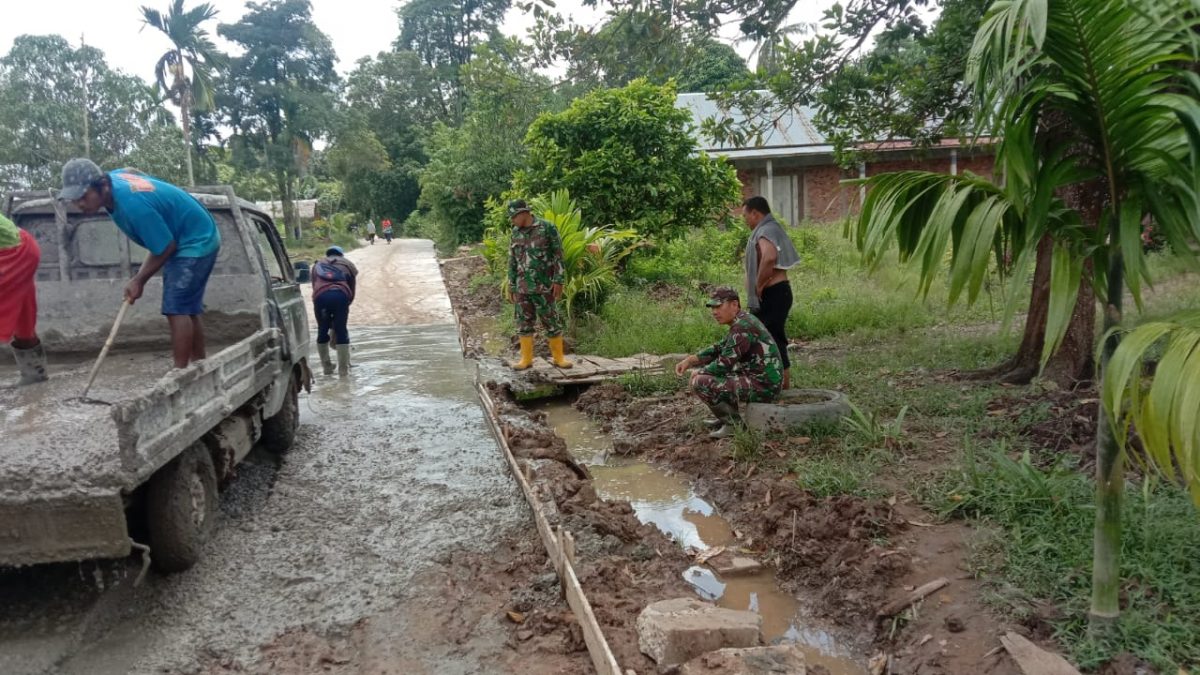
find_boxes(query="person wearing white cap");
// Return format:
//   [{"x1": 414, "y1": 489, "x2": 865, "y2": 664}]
[{"x1": 311, "y1": 245, "x2": 358, "y2": 375}]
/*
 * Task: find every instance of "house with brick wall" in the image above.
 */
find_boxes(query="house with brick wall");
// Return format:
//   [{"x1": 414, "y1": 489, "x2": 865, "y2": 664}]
[{"x1": 676, "y1": 92, "x2": 993, "y2": 224}]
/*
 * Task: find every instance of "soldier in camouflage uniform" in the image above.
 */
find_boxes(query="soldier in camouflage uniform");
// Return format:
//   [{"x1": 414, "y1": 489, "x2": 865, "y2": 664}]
[
  {"x1": 507, "y1": 199, "x2": 573, "y2": 370},
  {"x1": 674, "y1": 287, "x2": 783, "y2": 438}
]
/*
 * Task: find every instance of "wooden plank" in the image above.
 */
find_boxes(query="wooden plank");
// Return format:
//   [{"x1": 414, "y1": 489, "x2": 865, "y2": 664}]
[
  {"x1": 1000, "y1": 632, "x2": 1081, "y2": 675},
  {"x1": 876, "y1": 577, "x2": 950, "y2": 618},
  {"x1": 475, "y1": 381, "x2": 623, "y2": 675}
]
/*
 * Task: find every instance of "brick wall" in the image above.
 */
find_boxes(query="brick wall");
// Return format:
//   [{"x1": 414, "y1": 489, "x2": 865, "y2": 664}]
[{"x1": 803, "y1": 165, "x2": 857, "y2": 222}]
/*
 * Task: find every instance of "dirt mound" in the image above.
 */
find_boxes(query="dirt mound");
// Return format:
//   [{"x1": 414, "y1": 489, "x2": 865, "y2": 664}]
[
  {"x1": 442, "y1": 255, "x2": 503, "y2": 356},
  {"x1": 574, "y1": 382, "x2": 631, "y2": 423}
]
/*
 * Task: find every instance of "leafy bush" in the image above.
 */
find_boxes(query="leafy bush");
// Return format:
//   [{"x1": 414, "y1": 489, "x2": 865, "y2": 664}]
[
  {"x1": 514, "y1": 79, "x2": 741, "y2": 238},
  {"x1": 481, "y1": 189, "x2": 645, "y2": 321}
]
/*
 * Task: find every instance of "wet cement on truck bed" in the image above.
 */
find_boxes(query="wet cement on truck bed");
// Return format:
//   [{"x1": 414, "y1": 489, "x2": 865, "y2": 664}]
[{"x1": 0, "y1": 240, "x2": 531, "y2": 674}]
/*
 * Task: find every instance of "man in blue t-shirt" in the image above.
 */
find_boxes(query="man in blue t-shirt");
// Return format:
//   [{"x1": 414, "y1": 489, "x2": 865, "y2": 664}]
[{"x1": 59, "y1": 158, "x2": 222, "y2": 368}]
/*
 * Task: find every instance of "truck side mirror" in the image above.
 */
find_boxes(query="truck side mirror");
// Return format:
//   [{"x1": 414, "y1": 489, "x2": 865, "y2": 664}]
[{"x1": 293, "y1": 261, "x2": 311, "y2": 283}]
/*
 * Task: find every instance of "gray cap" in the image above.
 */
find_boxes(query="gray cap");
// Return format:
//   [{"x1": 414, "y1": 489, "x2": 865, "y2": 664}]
[{"x1": 58, "y1": 158, "x2": 104, "y2": 201}]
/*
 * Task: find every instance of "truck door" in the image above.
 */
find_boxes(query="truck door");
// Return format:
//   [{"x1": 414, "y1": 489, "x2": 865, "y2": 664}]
[{"x1": 249, "y1": 215, "x2": 309, "y2": 359}]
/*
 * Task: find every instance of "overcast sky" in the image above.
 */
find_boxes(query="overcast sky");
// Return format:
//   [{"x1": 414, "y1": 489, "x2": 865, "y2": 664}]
[{"x1": 0, "y1": 0, "x2": 836, "y2": 83}]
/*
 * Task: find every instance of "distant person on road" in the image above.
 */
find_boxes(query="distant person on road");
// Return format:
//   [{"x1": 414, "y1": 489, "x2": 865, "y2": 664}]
[
  {"x1": 312, "y1": 246, "x2": 359, "y2": 376},
  {"x1": 381, "y1": 218, "x2": 393, "y2": 244},
  {"x1": 60, "y1": 159, "x2": 221, "y2": 369},
  {"x1": 674, "y1": 287, "x2": 783, "y2": 439},
  {"x1": 506, "y1": 199, "x2": 572, "y2": 370},
  {"x1": 0, "y1": 212, "x2": 48, "y2": 387},
  {"x1": 365, "y1": 219, "x2": 376, "y2": 245},
  {"x1": 742, "y1": 196, "x2": 800, "y2": 390}
]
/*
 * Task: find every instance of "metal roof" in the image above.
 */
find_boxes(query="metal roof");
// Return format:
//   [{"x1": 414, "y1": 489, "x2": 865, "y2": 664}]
[{"x1": 676, "y1": 92, "x2": 830, "y2": 154}]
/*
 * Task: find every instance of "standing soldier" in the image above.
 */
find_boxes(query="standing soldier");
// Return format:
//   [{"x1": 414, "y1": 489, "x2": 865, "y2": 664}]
[
  {"x1": 506, "y1": 199, "x2": 572, "y2": 370},
  {"x1": 0, "y1": 212, "x2": 47, "y2": 386},
  {"x1": 674, "y1": 287, "x2": 783, "y2": 438}
]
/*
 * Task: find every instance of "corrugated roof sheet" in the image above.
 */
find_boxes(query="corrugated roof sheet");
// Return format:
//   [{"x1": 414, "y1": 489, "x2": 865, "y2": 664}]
[{"x1": 676, "y1": 92, "x2": 828, "y2": 152}]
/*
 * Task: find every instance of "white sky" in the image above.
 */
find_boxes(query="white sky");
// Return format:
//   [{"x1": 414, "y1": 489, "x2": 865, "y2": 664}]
[{"x1": 0, "y1": 0, "x2": 837, "y2": 83}]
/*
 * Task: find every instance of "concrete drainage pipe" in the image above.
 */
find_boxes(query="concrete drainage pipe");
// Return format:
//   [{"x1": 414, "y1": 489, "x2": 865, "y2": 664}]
[{"x1": 745, "y1": 389, "x2": 852, "y2": 433}]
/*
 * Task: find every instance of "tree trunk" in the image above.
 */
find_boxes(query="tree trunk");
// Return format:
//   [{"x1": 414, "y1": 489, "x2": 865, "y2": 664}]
[
  {"x1": 278, "y1": 172, "x2": 300, "y2": 240},
  {"x1": 1090, "y1": 214, "x2": 1125, "y2": 630},
  {"x1": 179, "y1": 51, "x2": 195, "y2": 187},
  {"x1": 968, "y1": 234, "x2": 1096, "y2": 386}
]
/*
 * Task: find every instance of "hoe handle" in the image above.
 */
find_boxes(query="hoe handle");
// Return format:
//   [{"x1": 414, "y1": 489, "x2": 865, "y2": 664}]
[{"x1": 81, "y1": 300, "x2": 131, "y2": 400}]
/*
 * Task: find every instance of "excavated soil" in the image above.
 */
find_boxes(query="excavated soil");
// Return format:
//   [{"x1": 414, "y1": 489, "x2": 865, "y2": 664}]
[
  {"x1": 441, "y1": 255, "x2": 505, "y2": 358},
  {"x1": 483, "y1": 382, "x2": 701, "y2": 672},
  {"x1": 574, "y1": 383, "x2": 1028, "y2": 675}
]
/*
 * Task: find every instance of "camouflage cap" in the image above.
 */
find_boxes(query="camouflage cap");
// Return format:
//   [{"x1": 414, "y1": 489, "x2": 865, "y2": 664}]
[
  {"x1": 705, "y1": 286, "x2": 740, "y2": 307},
  {"x1": 507, "y1": 199, "x2": 531, "y2": 218},
  {"x1": 58, "y1": 158, "x2": 104, "y2": 202}
]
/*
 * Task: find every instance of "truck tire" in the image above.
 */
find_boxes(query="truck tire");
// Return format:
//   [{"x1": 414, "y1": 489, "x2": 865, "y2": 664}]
[
  {"x1": 146, "y1": 443, "x2": 217, "y2": 573},
  {"x1": 261, "y1": 374, "x2": 299, "y2": 454}
]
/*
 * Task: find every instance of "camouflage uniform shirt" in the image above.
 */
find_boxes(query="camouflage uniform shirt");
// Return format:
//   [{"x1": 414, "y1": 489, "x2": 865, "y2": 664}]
[
  {"x1": 508, "y1": 217, "x2": 565, "y2": 294},
  {"x1": 696, "y1": 311, "x2": 784, "y2": 392}
]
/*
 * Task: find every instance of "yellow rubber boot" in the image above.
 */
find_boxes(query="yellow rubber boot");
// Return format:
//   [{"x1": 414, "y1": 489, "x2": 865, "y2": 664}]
[
  {"x1": 513, "y1": 336, "x2": 535, "y2": 370},
  {"x1": 549, "y1": 336, "x2": 573, "y2": 369}
]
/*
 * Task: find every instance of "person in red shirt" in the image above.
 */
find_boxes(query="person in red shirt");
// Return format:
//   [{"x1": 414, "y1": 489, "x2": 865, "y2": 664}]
[{"x1": 381, "y1": 218, "x2": 394, "y2": 244}]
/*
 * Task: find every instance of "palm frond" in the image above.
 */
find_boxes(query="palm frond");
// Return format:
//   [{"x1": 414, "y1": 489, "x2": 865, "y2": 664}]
[{"x1": 1103, "y1": 312, "x2": 1200, "y2": 505}]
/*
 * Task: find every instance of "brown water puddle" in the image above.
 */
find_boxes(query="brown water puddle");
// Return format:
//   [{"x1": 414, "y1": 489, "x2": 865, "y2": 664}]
[{"x1": 536, "y1": 401, "x2": 866, "y2": 674}]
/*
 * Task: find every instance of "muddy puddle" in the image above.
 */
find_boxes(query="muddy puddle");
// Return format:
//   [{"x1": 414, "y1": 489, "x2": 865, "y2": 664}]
[{"x1": 535, "y1": 400, "x2": 866, "y2": 674}]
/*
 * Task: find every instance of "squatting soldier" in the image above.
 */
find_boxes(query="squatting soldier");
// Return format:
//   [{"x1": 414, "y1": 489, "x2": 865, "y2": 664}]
[
  {"x1": 506, "y1": 199, "x2": 573, "y2": 370},
  {"x1": 674, "y1": 287, "x2": 783, "y2": 438}
]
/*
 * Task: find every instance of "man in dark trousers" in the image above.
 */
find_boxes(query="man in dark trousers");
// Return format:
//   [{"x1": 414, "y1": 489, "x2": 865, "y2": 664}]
[
  {"x1": 742, "y1": 196, "x2": 801, "y2": 389},
  {"x1": 312, "y1": 246, "x2": 359, "y2": 376}
]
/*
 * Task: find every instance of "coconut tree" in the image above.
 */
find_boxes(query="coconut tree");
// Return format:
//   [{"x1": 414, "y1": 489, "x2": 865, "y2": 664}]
[
  {"x1": 851, "y1": 0, "x2": 1200, "y2": 628},
  {"x1": 140, "y1": 0, "x2": 225, "y2": 186}
]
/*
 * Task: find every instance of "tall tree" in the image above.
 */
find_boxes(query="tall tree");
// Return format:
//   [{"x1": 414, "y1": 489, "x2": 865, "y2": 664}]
[
  {"x1": 140, "y1": 0, "x2": 226, "y2": 186},
  {"x1": 854, "y1": 0, "x2": 1200, "y2": 629},
  {"x1": 217, "y1": 0, "x2": 338, "y2": 237},
  {"x1": 0, "y1": 35, "x2": 168, "y2": 188},
  {"x1": 394, "y1": 0, "x2": 511, "y2": 122}
]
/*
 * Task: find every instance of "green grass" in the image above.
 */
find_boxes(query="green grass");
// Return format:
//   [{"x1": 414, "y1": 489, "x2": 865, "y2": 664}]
[
  {"x1": 617, "y1": 370, "x2": 687, "y2": 397},
  {"x1": 285, "y1": 229, "x2": 361, "y2": 262},
  {"x1": 928, "y1": 446, "x2": 1200, "y2": 672},
  {"x1": 790, "y1": 446, "x2": 891, "y2": 498}
]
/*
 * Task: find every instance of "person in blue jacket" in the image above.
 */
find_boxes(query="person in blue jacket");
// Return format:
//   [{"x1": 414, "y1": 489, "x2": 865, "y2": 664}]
[{"x1": 59, "y1": 159, "x2": 221, "y2": 368}]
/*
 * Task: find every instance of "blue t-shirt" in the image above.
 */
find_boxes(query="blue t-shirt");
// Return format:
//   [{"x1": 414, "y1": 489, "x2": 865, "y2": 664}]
[{"x1": 107, "y1": 170, "x2": 221, "y2": 258}]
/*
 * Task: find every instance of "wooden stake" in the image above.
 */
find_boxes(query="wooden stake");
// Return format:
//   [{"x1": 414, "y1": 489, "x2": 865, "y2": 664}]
[{"x1": 876, "y1": 577, "x2": 950, "y2": 618}]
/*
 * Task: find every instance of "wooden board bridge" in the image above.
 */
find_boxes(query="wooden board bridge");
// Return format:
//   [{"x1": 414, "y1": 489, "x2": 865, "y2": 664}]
[{"x1": 523, "y1": 353, "x2": 685, "y2": 385}]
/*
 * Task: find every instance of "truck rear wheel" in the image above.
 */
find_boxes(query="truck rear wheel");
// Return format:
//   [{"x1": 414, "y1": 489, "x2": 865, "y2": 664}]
[
  {"x1": 146, "y1": 443, "x2": 217, "y2": 573},
  {"x1": 261, "y1": 374, "x2": 299, "y2": 453}
]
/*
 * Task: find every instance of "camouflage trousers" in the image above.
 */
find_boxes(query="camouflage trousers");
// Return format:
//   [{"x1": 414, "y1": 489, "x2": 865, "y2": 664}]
[
  {"x1": 692, "y1": 373, "x2": 779, "y2": 408},
  {"x1": 514, "y1": 292, "x2": 564, "y2": 337}
]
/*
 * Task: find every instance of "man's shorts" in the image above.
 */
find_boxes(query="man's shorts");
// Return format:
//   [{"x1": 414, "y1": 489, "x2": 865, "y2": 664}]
[{"x1": 162, "y1": 252, "x2": 218, "y2": 316}]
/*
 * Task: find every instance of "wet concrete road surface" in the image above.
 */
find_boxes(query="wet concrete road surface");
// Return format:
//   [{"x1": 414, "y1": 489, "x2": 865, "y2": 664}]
[{"x1": 0, "y1": 240, "x2": 529, "y2": 674}]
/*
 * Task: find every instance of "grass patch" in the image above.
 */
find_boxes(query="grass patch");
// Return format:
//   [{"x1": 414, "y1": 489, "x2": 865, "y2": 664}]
[
  {"x1": 790, "y1": 446, "x2": 891, "y2": 498},
  {"x1": 931, "y1": 446, "x2": 1200, "y2": 672},
  {"x1": 730, "y1": 424, "x2": 765, "y2": 463},
  {"x1": 617, "y1": 370, "x2": 686, "y2": 397},
  {"x1": 284, "y1": 229, "x2": 360, "y2": 263}
]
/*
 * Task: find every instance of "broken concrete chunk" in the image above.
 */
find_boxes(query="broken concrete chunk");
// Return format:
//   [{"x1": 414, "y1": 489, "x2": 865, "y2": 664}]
[
  {"x1": 710, "y1": 554, "x2": 765, "y2": 577},
  {"x1": 679, "y1": 645, "x2": 808, "y2": 674},
  {"x1": 637, "y1": 597, "x2": 762, "y2": 666}
]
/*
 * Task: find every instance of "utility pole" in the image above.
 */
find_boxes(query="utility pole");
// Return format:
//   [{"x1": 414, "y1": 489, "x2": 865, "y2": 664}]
[{"x1": 80, "y1": 34, "x2": 90, "y2": 157}]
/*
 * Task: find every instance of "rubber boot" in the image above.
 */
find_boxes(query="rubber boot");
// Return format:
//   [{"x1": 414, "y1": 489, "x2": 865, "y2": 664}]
[
  {"x1": 708, "y1": 401, "x2": 741, "y2": 439},
  {"x1": 512, "y1": 336, "x2": 534, "y2": 371},
  {"x1": 317, "y1": 343, "x2": 335, "y2": 375},
  {"x1": 549, "y1": 336, "x2": 573, "y2": 369},
  {"x1": 12, "y1": 342, "x2": 49, "y2": 386},
  {"x1": 336, "y1": 344, "x2": 351, "y2": 376}
]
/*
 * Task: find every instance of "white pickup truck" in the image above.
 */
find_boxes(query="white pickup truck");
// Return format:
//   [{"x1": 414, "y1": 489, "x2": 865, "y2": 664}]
[{"x1": 0, "y1": 186, "x2": 312, "y2": 573}]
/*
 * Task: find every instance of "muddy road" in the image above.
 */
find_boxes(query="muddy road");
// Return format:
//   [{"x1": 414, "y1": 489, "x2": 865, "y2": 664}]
[{"x1": 0, "y1": 240, "x2": 533, "y2": 674}]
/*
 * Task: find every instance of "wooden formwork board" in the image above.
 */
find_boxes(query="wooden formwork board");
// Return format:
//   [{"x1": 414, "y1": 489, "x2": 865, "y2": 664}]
[{"x1": 474, "y1": 379, "x2": 625, "y2": 675}]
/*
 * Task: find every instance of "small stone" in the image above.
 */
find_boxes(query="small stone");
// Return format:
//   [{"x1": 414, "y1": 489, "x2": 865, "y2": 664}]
[
  {"x1": 710, "y1": 555, "x2": 764, "y2": 577},
  {"x1": 637, "y1": 598, "x2": 762, "y2": 666},
  {"x1": 516, "y1": 629, "x2": 534, "y2": 642},
  {"x1": 945, "y1": 616, "x2": 965, "y2": 633},
  {"x1": 679, "y1": 645, "x2": 807, "y2": 674}
]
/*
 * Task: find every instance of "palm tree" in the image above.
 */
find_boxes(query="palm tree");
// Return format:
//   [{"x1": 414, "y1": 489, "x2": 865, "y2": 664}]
[
  {"x1": 140, "y1": 0, "x2": 225, "y2": 186},
  {"x1": 851, "y1": 0, "x2": 1200, "y2": 629}
]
